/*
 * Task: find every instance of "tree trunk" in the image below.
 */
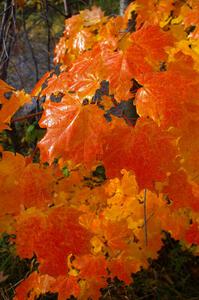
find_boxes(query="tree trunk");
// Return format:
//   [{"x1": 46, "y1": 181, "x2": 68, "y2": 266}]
[{"x1": 120, "y1": 0, "x2": 132, "y2": 15}]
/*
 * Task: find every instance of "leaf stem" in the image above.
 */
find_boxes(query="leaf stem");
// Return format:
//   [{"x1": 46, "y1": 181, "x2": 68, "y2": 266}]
[{"x1": 143, "y1": 188, "x2": 148, "y2": 246}]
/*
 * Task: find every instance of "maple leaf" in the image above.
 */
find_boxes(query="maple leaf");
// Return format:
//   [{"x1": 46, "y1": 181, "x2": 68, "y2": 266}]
[
  {"x1": 185, "y1": 222, "x2": 199, "y2": 245},
  {"x1": 0, "y1": 88, "x2": 31, "y2": 131},
  {"x1": 0, "y1": 151, "x2": 55, "y2": 215},
  {"x1": 51, "y1": 276, "x2": 80, "y2": 300},
  {"x1": 71, "y1": 254, "x2": 108, "y2": 300},
  {"x1": 159, "y1": 208, "x2": 190, "y2": 243},
  {"x1": 54, "y1": 14, "x2": 84, "y2": 66},
  {"x1": 31, "y1": 71, "x2": 52, "y2": 97},
  {"x1": 40, "y1": 73, "x2": 68, "y2": 98},
  {"x1": 0, "y1": 151, "x2": 25, "y2": 215},
  {"x1": 104, "y1": 177, "x2": 143, "y2": 223},
  {"x1": 18, "y1": 163, "x2": 54, "y2": 209},
  {"x1": 73, "y1": 254, "x2": 107, "y2": 279},
  {"x1": 80, "y1": 6, "x2": 104, "y2": 27},
  {"x1": 80, "y1": 277, "x2": 107, "y2": 300},
  {"x1": 99, "y1": 16, "x2": 124, "y2": 49},
  {"x1": 14, "y1": 272, "x2": 55, "y2": 300},
  {"x1": 102, "y1": 117, "x2": 135, "y2": 178},
  {"x1": 124, "y1": 0, "x2": 178, "y2": 29},
  {"x1": 38, "y1": 95, "x2": 108, "y2": 166},
  {"x1": 72, "y1": 29, "x2": 95, "y2": 55},
  {"x1": 66, "y1": 45, "x2": 104, "y2": 99},
  {"x1": 167, "y1": 51, "x2": 198, "y2": 77},
  {"x1": 128, "y1": 24, "x2": 174, "y2": 65},
  {"x1": 15, "y1": 206, "x2": 92, "y2": 277},
  {"x1": 15, "y1": 208, "x2": 47, "y2": 259},
  {"x1": 162, "y1": 170, "x2": 199, "y2": 212},
  {"x1": 103, "y1": 117, "x2": 178, "y2": 189},
  {"x1": 102, "y1": 219, "x2": 132, "y2": 252},
  {"x1": 102, "y1": 24, "x2": 173, "y2": 101},
  {"x1": 48, "y1": 46, "x2": 105, "y2": 101},
  {"x1": 135, "y1": 69, "x2": 199, "y2": 128},
  {"x1": 54, "y1": 7, "x2": 106, "y2": 66},
  {"x1": 130, "y1": 117, "x2": 178, "y2": 190},
  {"x1": 0, "y1": 79, "x2": 14, "y2": 101},
  {"x1": 103, "y1": 48, "x2": 135, "y2": 101},
  {"x1": 108, "y1": 258, "x2": 140, "y2": 284},
  {"x1": 178, "y1": 120, "x2": 199, "y2": 182},
  {"x1": 54, "y1": 35, "x2": 70, "y2": 66},
  {"x1": 181, "y1": 1, "x2": 199, "y2": 39}
]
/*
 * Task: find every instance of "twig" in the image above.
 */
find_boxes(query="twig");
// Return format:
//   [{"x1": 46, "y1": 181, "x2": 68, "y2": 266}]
[
  {"x1": 79, "y1": 0, "x2": 90, "y2": 6},
  {"x1": 63, "y1": 0, "x2": 68, "y2": 16},
  {"x1": 11, "y1": 111, "x2": 43, "y2": 123},
  {"x1": 0, "y1": 4, "x2": 12, "y2": 17},
  {"x1": 48, "y1": 3, "x2": 68, "y2": 17},
  {"x1": 141, "y1": 212, "x2": 154, "y2": 229},
  {"x1": 0, "y1": 288, "x2": 9, "y2": 300},
  {"x1": 30, "y1": 145, "x2": 39, "y2": 162},
  {"x1": 143, "y1": 188, "x2": 148, "y2": 246}
]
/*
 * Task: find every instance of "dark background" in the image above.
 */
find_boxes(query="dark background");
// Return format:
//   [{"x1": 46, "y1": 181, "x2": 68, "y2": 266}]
[{"x1": 0, "y1": 0, "x2": 120, "y2": 92}]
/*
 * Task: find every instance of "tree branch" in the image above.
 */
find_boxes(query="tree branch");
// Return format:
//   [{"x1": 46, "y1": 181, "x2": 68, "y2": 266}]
[{"x1": 11, "y1": 111, "x2": 43, "y2": 123}]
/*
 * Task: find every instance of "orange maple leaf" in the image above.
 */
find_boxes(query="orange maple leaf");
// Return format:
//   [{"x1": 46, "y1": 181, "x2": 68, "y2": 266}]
[
  {"x1": 14, "y1": 272, "x2": 55, "y2": 300},
  {"x1": 0, "y1": 89, "x2": 31, "y2": 131},
  {"x1": 103, "y1": 48, "x2": 135, "y2": 101},
  {"x1": 135, "y1": 69, "x2": 199, "y2": 128},
  {"x1": 38, "y1": 95, "x2": 108, "y2": 166},
  {"x1": 51, "y1": 276, "x2": 80, "y2": 300},
  {"x1": 15, "y1": 206, "x2": 92, "y2": 277},
  {"x1": 129, "y1": 24, "x2": 174, "y2": 61}
]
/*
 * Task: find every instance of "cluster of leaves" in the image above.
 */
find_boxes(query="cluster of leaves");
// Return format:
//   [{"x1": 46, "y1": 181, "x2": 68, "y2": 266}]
[
  {"x1": 1, "y1": 233, "x2": 198, "y2": 300},
  {"x1": 100, "y1": 233, "x2": 199, "y2": 300},
  {"x1": 0, "y1": 0, "x2": 199, "y2": 299}
]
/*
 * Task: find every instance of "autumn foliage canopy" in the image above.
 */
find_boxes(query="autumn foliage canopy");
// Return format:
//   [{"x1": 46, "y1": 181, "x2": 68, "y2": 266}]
[{"x1": 0, "y1": 0, "x2": 199, "y2": 299}]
